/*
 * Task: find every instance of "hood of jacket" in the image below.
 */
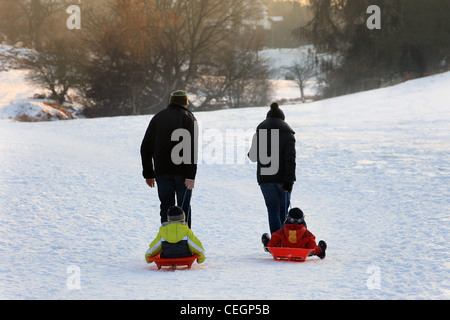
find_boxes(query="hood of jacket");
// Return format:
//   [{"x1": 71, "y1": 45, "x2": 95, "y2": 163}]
[
  {"x1": 283, "y1": 224, "x2": 313, "y2": 245},
  {"x1": 159, "y1": 222, "x2": 190, "y2": 244},
  {"x1": 167, "y1": 102, "x2": 195, "y2": 116},
  {"x1": 257, "y1": 117, "x2": 295, "y2": 134}
]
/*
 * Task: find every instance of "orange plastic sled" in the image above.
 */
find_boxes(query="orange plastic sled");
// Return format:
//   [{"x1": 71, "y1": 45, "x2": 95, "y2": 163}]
[
  {"x1": 147, "y1": 254, "x2": 201, "y2": 270},
  {"x1": 268, "y1": 247, "x2": 314, "y2": 262}
]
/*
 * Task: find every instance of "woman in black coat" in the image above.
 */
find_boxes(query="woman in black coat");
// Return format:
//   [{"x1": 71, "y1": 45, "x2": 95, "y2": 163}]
[{"x1": 248, "y1": 103, "x2": 297, "y2": 234}]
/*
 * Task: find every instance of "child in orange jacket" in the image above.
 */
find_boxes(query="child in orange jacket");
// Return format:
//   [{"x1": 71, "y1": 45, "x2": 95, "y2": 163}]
[{"x1": 262, "y1": 208, "x2": 327, "y2": 259}]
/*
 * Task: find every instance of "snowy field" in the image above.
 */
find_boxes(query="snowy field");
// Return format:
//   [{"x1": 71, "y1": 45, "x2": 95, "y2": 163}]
[{"x1": 0, "y1": 72, "x2": 449, "y2": 300}]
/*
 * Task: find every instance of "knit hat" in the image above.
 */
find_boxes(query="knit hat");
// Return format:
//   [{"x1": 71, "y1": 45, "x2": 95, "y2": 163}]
[
  {"x1": 267, "y1": 102, "x2": 285, "y2": 120},
  {"x1": 285, "y1": 208, "x2": 305, "y2": 225},
  {"x1": 170, "y1": 90, "x2": 189, "y2": 106},
  {"x1": 167, "y1": 206, "x2": 185, "y2": 222}
]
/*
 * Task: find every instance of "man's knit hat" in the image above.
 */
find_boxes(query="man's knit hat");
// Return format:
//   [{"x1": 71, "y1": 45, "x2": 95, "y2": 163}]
[
  {"x1": 170, "y1": 90, "x2": 189, "y2": 106},
  {"x1": 167, "y1": 206, "x2": 186, "y2": 222},
  {"x1": 267, "y1": 102, "x2": 285, "y2": 120}
]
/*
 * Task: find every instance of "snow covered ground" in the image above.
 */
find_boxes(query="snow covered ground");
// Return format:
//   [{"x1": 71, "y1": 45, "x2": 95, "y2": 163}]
[
  {"x1": 0, "y1": 69, "x2": 82, "y2": 121},
  {"x1": 260, "y1": 46, "x2": 326, "y2": 80},
  {"x1": 0, "y1": 44, "x2": 34, "y2": 72},
  {"x1": 0, "y1": 71, "x2": 449, "y2": 300}
]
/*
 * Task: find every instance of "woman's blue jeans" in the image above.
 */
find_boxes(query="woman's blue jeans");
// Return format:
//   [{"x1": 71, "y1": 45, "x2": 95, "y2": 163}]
[{"x1": 260, "y1": 184, "x2": 291, "y2": 234}]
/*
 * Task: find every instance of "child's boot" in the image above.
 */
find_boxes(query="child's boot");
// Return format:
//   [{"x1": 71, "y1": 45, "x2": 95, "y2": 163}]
[
  {"x1": 261, "y1": 233, "x2": 271, "y2": 252},
  {"x1": 317, "y1": 240, "x2": 327, "y2": 259}
]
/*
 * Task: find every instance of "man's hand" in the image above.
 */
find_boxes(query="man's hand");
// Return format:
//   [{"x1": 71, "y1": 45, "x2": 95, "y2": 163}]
[
  {"x1": 185, "y1": 179, "x2": 195, "y2": 190},
  {"x1": 283, "y1": 181, "x2": 293, "y2": 193},
  {"x1": 145, "y1": 179, "x2": 155, "y2": 188}
]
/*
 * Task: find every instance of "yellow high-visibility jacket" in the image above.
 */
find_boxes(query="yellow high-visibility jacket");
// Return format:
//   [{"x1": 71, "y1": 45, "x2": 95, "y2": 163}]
[{"x1": 145, "y1": 222, "x2": 205, "y2": 264}]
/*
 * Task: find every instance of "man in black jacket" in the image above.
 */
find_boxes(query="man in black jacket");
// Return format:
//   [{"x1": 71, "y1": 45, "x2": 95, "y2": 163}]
[
  {"x1": 248, "y1": 103, "x2": 296, "y2": 234},
  {"x1": 141, "y1": 90, "x2": 198, "y2": 227}
]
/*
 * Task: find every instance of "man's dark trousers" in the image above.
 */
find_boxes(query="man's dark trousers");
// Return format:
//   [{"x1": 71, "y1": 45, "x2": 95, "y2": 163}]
[{"x1": 156, "y1": 175, "x2": 192, "y2": 228}]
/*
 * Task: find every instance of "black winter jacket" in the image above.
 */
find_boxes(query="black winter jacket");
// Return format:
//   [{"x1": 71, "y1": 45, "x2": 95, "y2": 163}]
[
  {"x1": 141, "y1": 103, "x2": 198, "y2": 180},
  {"x1": 248, "y1": 117, "x2": 296, "y2": 185}
]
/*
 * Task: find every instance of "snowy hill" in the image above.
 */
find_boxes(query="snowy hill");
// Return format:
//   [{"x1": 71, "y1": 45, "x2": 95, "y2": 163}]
[
  {"x1": 0, "y1": 68, "x2": 85, "y2": 121},
  {"x1": 0, "y1": 71, "x2": 449, "y2": 300},
  {"x1": 0, "y1": 44, "x2": 34, "y2": 72}
]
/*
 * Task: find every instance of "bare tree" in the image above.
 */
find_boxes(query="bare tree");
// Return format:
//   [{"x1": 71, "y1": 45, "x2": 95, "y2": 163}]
[
  {"x1": 288, "y1": 57, "x2": 316, "y2": 102},
  {"x1": 150, "y1": 0, "x2": 258, "y2": 104},
  {"x1": 11, "y1": 0, "x2": 70, "y2": 50},
  {"x1": 26, "y1": 37, "x2": 86, "y2": 104},
  {"x1": 80, "y1": 0, "x2": 265, "y2": 115},
  {"x1": 0, "y1": 0, "x2": 28, "y2": 44},
  {"x1": 195, "y1": 37, "x2": 273, "y2": 110}
]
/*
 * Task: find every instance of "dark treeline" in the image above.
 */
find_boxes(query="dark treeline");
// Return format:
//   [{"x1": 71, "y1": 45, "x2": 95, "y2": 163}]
[
  {"x1": 294, "y1": 0, "x2": 450, "y2": 98},
  {"x1": 1, "y1": 0, "x2": 295, "y2": 116},
  {"x1": 1, "y1": 0, "x2": 448, "y2": 116}
]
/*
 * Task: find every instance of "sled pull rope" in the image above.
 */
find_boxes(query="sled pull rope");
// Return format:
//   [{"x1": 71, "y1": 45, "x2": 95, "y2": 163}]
[
  {"x1": 181, "y1": 188, "x2": 192, "y2": 223},
  {"x1": 285, "y1": 191, "x2": 292, "y2": 216}
]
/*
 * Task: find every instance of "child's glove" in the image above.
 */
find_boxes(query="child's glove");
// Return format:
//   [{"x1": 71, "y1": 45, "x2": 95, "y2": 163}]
[
  {"x1": 197, "y1": 255, "x2": 205, "y2": 264},
  {"x1": 145, "y1": 254, "x2": 153, "y2": 264}
]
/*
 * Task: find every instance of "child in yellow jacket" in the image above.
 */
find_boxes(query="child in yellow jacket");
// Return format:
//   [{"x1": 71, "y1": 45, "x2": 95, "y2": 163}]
[{"x1": 145, "y1": 206, "x2": 205, "y2": 264}]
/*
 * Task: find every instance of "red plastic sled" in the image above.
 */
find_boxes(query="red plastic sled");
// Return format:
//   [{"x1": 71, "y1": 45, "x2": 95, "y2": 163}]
[
  {"x1": 268, "y1": 247, "x2": 314, "y2": 262},
  {"x1": 147, "y1": 254, "x2": 201, "y2": 270}
]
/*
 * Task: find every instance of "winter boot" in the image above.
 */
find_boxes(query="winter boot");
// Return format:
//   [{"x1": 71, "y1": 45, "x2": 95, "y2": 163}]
[
  {"x1": 317, "y1": 240, "x2": 327, "y2": 259},
  {"x1": 261, "y1": 233, "x2": 271, "y2": 252}
]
